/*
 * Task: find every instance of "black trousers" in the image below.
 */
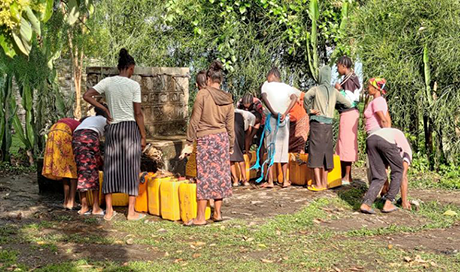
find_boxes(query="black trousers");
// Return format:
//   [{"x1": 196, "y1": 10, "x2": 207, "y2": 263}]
[{"x1": 363, "y1": 135, "x2": 403, "y2": 206}]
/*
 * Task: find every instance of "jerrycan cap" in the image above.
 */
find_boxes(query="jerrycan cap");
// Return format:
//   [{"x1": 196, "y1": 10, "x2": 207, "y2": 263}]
[{"x1": 178, "y1": 177, "x2": 186, "y2": 181}]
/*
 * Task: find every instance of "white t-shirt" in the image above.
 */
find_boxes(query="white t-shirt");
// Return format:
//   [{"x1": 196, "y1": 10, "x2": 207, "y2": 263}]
[
  {"x1": 235, "y1": 109, "x2": 256, "y2": 131},
  {"x1": 93, "y1": 76, "x2": 141, "y2": 124},
  {"x1": 75, "y1": 116, "x2": 107, "y2": 136},
  {"x1": 261, "y1": 81, "x2": 300, "y2": 114}
]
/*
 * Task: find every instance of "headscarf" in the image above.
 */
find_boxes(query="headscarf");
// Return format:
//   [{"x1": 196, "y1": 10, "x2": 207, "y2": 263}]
[
  {"x1": 369, "y1": 77, "x2": 387, "y2": 94},
  {"x1": 318, "y1": 66, "x2": 334, "y2": 96}
]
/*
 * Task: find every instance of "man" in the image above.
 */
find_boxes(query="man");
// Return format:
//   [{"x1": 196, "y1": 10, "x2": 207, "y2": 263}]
[
  {"x1": 303, "y1": 66, "x2": 351, "y2": 191},
  {"x1": 260, "y1": 67, "x2": 299, "y2": 188}
]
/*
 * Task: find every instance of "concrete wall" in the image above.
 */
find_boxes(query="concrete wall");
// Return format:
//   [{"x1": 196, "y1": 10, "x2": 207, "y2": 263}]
[{"x1": 86, "y1": 67, "x2": 190, "y2": 137}]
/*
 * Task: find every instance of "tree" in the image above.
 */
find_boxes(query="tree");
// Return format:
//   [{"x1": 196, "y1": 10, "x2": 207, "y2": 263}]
[{"x1": 347, "y1": 0, "x2": 460, "y2": 168}]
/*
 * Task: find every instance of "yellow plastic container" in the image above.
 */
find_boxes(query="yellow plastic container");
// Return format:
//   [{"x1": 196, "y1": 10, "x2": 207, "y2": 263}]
[
  {"x1": 178, "y1": 181, "x2": 211, "y2": 223},
  {"x1": 185, "y1": 143, "x2": 197, "y2": 178},
  {"x1": 306, "y1": 155, "x2": 342, "y2": 188},
  {"x1": 289, "y1": 153, "x2": 310, "y2": 186},
  {"x1": 135, "y1": 172, "x2": 154, "y2": 213},
  {"x1": 273, "y1": 163, "x2": 289, "y2": 183},
  {"x1": 148, "y1": 176, "x2": 172, "y2": 216},
  {"x1": 160, "y1": 178, "x2": 184, "y2": 221},
  {"x1": 87, "y1": 171, "x2": 129, "y2": 206}
]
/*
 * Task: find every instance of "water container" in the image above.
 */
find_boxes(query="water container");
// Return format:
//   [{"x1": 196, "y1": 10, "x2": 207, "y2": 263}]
[
  {"x1": 306, "y1": 154, "x2": 342, "y2": 188},
  {"x1": 289, "y1": 153, "x2": 310, "y2": 186},
  {"x1": 178, "y1": 181, "x2": 211, "y2": 223},
  {"x1": 160, "y1": 178, "x2": 184, "y2": 221},
  {"x1": 135, "y1": 172, "x2": 154, "y2": 213},
  {"x1": 148, "y1": 176, "x2": 171, "y2": 216}
]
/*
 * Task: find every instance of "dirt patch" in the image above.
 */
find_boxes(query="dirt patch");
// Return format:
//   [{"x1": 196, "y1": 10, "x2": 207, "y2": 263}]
[
  {"x1": 410, "y1": 189, "x2": 460, "y2": 206},
  {"x1": 372, "y1": 224, "x2": 460, "y2": 255}
]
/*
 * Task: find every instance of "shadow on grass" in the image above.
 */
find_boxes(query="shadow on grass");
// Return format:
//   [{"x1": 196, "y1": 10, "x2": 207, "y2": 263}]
[{"x1": 335, "y1": 180, "x2": 368, "y2": 210}]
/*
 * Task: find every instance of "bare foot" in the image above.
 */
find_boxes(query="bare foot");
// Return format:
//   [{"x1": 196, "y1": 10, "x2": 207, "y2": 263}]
[
  {"x1": 77, "y1": 208, "x2": 90, "y2": 215},
  {"x1": 282, "y1": 181, "x2": 291, "y2": 188},
  {"x1": 127, "y1": 212, "x2": 143, "y2": 221},
  {"x1": 382, "y1": 200, "x2": 399, "y2": 213},
  {"x1": 260, "y1": 182, "x2": 274, "y2": 188}
]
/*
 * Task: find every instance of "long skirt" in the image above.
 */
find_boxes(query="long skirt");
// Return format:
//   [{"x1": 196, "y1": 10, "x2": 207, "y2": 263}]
[
  {"x1": 289, "y1": 114, "x2": 309, "y2": 153},
  {"x1": 196, "y1": 132, "x2": 232, "y2": 200},
  {"x1": 230, "y1": 113, "x2": 245, "y2": 162},
  {"x1": 308, "y1": 121, "x2": 334, "y2": 170},
  {"x1": 103, "y1": 121, "x2": 141, "y2": 196},
  {"x1": 265, "y1": 116, "x2": 289, "y2": 163},
  {"x1": 72, "y1": 129, "x2": 102, "y2": 192},
  {"x1": 336, "y1": 109, "x2": 359, "y2": 162},
  {"x1": 42, "y1": 123, "x2": 77, "y2": 180}
]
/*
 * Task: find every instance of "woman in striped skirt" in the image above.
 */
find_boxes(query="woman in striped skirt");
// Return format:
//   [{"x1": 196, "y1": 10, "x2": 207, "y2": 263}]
[{"x1": 83, "y1": 48, "x2": 147, "y2": 221}]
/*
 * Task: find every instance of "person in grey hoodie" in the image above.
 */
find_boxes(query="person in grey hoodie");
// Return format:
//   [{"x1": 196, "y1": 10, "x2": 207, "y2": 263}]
[{"x1": 303, "y1": 66, "x2": 352, "y2": 191}]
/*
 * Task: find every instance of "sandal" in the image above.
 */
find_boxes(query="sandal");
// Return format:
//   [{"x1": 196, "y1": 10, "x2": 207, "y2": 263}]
[
  {"x1": 307, "y1": 185, "x2": 327, "y2": 192},
  {"x1": 103, "y1": 211, "x2": 117, "y2": 221},
  {"x1": 78, "y1": 209, "x2": 92, "y2": 216},
  {"x1": 243, "y1": 181, "x2": 250, "y2": 186},
  {"x1": 360, "y1": 208, "x2": 376, "y2": 214},
  {"x1": 128, "y1": 213, "x2": 146, "y2": 221},
  {"x1": 382, "y1": 207, "x2": 399, "y2": 213},
  {"x1": 184, "y1": 220, "x2": 207, "y2": 227},
  {"x1": 232, "y1": 182, "x2": 240, "y2": 187},
  {"x1": 282, "y1": 181, "x2": 292, "y2": 188}
]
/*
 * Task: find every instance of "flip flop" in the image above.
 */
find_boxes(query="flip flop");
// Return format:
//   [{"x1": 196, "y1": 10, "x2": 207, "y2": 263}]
[
  {"x1": 360, "y1": 208, "x2": 376, "y2": 214},
  {"x1": 382, "y1": 207, "x2": 399, "y2": 213},
  {"x1": 282, "y1": 181, "x2": 292, "y2": 188},
  {"x1": 128, "y1": 213, "x2": 146, "y2": 221},
  {"x1": 307, "y1": 185, "x2": 327, "y2": 192},
  {"x1": 341, "y1": 180, "x2": 351, "y2": 186},
  {"x1": 78, "y1": 210, "x2": 92, "y2": 216},
  {"x1": 243, "y1": 181, "x2": 250, "y2": 186},
  {"x1": 92, "y1": 210, "x2": 105, "y2": 216},
  {"x1": 260, "y1": 183, "x2": 274, "y2": 189},
  {"x1": 103, "y1": 211, "x2": 117, "y2": 221},
  {"x1": 184, "y1": 220, "x2": 207, "y2": 227},
  {"x1": 232, "y1": 182, "x2": 240, "y2": 187}
]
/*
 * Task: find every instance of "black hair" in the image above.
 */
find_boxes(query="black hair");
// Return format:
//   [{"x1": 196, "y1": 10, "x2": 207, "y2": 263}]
[
  {"x1": 118, "y1": 48, "x2": 136, "y2": 71},
  {"x1": 206, "y1": 60, "x2": 224, "y2": 84},
  {"x1": 95, "y1": 103, "x2": 108, "y2": 117},
  {"x1": 196, "y1": 70, "x2": 207, "y2": 89},
  {"x1": 242, "y1": 93, "x2": 254, "y2": 106},
  {"x1": 337, "y1": 56, "x2": 353, "y2": 69},
  {"x1": 267, "y1": 67, "x2": 281, "y2": 81}
]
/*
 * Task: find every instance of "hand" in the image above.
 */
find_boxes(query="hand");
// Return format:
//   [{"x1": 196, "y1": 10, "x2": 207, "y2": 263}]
[
  {"x1": 335, "y1": 83, "x2": 342, "y2": 90},
  {"x1": 179, "y1": 144, "x2": 194, "y2": 160},
  {"x1": 229, "y1": 147, "x2": 234, "y2": 155},
  {"x1": 280, "y1": 113, "x2": 286, "y2": 122},
  {"x1": 105, "y1": 109, "x2": 113, "y2": 123},
  {"x1": 141, "y1": 137, "x2": 147, "y2": 150},
  {"x1": 402, "y1": 201, "x2": 412, "y2": 210},
  {"x1": 310, "y1": 109, "x2": 320, "y2": 115}
]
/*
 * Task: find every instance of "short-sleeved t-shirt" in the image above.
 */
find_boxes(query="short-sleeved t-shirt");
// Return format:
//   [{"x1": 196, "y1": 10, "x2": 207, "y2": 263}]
[
  {"x1": 261, "y1": 81, "x2": 300, "y2": 115},
  {"x1": 93, "y1": 76, "x2": 141, "y2": 124},
  {"x1": 235, "y1": 109, "x2": 256, "y2": 131},
  {"x1": 75, "y1": 115, "x2": 107, "y2": 137},
  {"x1": 364, "y1": 96, "x2": 388, "y2": 133}
]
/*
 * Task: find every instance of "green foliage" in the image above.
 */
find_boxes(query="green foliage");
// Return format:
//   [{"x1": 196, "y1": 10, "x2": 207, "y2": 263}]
[{"x1": 347, "y1": 0, "x2": 460, "y2": 168}]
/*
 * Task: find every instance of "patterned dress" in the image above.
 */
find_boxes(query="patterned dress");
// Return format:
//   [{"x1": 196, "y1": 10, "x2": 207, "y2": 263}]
[
  {"x1": 72, "y1": 129, "x2": 102, "y2": 191},
  {"x1": 42, "y1": 123, "x2": 78, "y2": 180}
]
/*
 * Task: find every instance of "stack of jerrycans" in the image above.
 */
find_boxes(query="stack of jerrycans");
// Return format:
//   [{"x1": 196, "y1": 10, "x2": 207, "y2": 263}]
[
  {"x1": 147, "y1": 175, "x2": 172, "y2": 216},
  {"x1": 135, "y1": 172, "x2": 155, "y2": 213},
  {"x1": 288, "y1": 153, "x2": 342, "y2": 188},
  {"x1": 178, "y1": 179, "x2": 211, "y2": 223},
  {"x1": 87, "y1": 171, "x2": 129, "y2": 206},
  {"x1": 159, "y1": 177, "x2": 184, "y2": 221}
]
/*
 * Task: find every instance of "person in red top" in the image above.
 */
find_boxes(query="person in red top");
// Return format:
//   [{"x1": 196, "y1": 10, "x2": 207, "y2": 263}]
[
  {"x1": 42, "y1": 118, "x2": 81, "y2": 210},
  {"x1": 288, "y1": 92, "x2": 309, "y2": 154}
]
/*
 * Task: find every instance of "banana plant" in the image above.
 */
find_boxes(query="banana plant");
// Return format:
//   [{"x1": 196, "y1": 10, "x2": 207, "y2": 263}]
[
  {"x1": 423, "y1": 43, "x2": 432, "y2": 105},
  {"x1": 0, "y1": 74, "x2": 15, "y2": 162},
  {"x1": 306, "y1": 0, "x2": 319, "y2": 81}
]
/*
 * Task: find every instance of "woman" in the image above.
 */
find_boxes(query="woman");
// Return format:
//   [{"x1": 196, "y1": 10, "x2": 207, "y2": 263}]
[
  {"x1": 83, "y1": 48, "x2": 147, "y2": 221},
  {"x1": 334, "y1": 56, "x2": 361, "y2": 185},
  {"x1": 72, "y1": 106, "x2": 108, "y2": 216},
  {"x1": 303, "y1": 66, "x2": 351, "y2": 191},
  {"x1": 181, "y1": 60, "x2": 234, "y2": 226},
  {"x1": 237, "y1": 93, "x2": 265, "y2": 153},
  {"x1": 42, "y1": 117, "x2": 80, "y2": 210},
  {"x1": 230, "y1": 111, "x2": 247, "y2": 187},
  {"x1": 288, "y1": 92, "x2": 309, "y2": 154},
  {"x1": 364, "y1": 78, "x2": 390, "y2": 134}
]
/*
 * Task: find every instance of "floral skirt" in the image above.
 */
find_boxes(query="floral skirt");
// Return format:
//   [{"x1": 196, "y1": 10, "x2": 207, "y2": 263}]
[
  {"x1": 72, "y1": 129, "x2": 102, "y2": 192},
  {"x1": 42, "y1": 123, "x2": 77, "y2": 180},
  {"x1": 196, "y1": 132, "x2": 232, "y2": 200}
]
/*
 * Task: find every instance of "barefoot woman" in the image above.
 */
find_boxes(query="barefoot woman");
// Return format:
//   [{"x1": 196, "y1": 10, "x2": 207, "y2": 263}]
[
  {"x1": 84, "y1": 48, "x2": 147, "y2": 221},
  {"x1": 182, "y1": 61, "x2": 234, "y2": 226}
]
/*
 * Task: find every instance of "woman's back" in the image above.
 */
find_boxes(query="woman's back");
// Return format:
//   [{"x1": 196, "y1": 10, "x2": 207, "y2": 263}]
[{"x1": 93, "y1": 76, "x2": 141, "y2": 124}]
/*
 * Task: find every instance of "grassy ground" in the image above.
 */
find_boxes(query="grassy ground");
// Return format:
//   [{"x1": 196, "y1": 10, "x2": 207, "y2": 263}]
[{"x1": 1, "y1": 182, "x2": 459, "y2": 271}]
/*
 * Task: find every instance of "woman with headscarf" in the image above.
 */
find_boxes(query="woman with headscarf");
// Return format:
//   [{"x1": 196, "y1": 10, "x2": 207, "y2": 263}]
[
  {"x1": 303, "y1": 66, "x2": 352, "y2": 191},
  {"x1": 364, "y1": 78, "x2": 390, "y2": 134},
  {"x1": 334, "y1": 56, "x2": 361, "y2": 185},
  {"x1": 181, "y1": 60, "x2": 234, "y2": 226}
]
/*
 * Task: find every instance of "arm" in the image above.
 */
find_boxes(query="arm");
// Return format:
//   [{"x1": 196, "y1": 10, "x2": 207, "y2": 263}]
[
  {"x1": 134, "y1": 103, "x2": 147, "y2": 149},
  {"x1": 376, "y1": 111, "x2": 390, "y2": 128},
  {"x1": 282, "y1": 94, "x2": 298, "y2": 121},
  {"x1": 83, "y1": 88, "x2": 112, "y2": 122},
  {"x1": 226, "y1": 106, "x2": 235, "y2": 153},
  {"x1": 186, "y1": 92, "x2": 204, "y2": 145},
  {"x1": 245, "y1": 126, "x2": 259, "y2": 155},
  {"x1": 303, "y1": 88, "x2": 315, "y2": 115},
  {"x1": 386, "y1": 110, "x2": 392, "y2": 127},
  {"x1": 335, "y1": 89, "x2": 352, "y2": 109}
]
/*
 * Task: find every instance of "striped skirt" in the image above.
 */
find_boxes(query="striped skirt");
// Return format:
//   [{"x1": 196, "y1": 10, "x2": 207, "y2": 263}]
[{"x1": 103, "y1": 121, "x2": 141, "y2": 196}]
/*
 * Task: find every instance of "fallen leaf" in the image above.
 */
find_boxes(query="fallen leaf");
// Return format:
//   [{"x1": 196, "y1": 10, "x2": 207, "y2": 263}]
[
  {"x1": 403, "y1": 256, "x2": 412, "y2": 263},
  {"x1": 333, "y1": 267, "x2": 342, "y2": 272},
  {"x1": 192, "y1": 253, "x2": 201, "y2": 258},
  {"x1": 443, "y1": 210, "x2": 458, "y2": 216},
  {"x1": 388, "y1": 244, "x2": 393, "y2": 250},
  {"x1": 126, "y1": 238, "x2": 134, "y2": 245},
  {"x1": 261, "y1": 259, "x2": 274, "y2": 263},
  {"x1": 258, "y1": 244, "x2": 267, "y2": 248}
]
